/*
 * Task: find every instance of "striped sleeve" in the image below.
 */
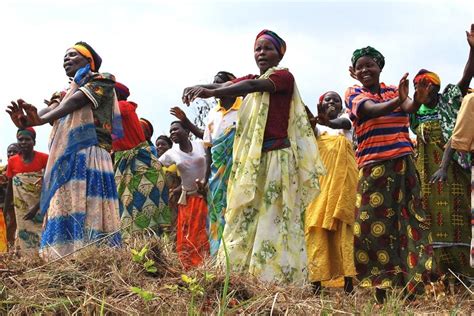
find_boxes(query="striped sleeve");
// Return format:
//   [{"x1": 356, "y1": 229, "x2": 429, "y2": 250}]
[{"x1": 344, "y1": 86, "x2": 370, "y2": 120}]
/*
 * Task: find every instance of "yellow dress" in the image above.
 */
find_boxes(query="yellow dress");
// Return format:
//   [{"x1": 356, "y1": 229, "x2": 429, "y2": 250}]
[{"x1": 305, "y1": 131, "x2": 358, "y2": 283}]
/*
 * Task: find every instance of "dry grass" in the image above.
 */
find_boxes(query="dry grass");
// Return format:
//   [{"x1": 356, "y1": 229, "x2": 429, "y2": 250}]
[{"x1": 0, "y1": 233, "x2": 472, "y2": 315}]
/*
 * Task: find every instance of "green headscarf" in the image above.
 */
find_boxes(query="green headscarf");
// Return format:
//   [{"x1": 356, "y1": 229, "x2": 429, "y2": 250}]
[{"x1": 351, "y1": 46, "x2": 385, "y2": 70}]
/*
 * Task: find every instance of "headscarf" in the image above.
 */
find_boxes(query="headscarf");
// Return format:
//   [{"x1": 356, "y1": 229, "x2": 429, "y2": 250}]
[
  {"x1": 255, "y1": 29, "x2": 287, "y2": 57},
  {"x1": 413, "y1": 69, "x2": 441, "y2": 87},
  {"x1": 351, "y1": 46, "x2": 385, "y2": 70},
  {"x1": 16, "y1": 127, "x2": 36, "y2": 141},
  {"x1": 72, "y1": 41, "x2": 102, "y2": 72},
  {"x1": 115, "y1": 82, "x2": 130, "y2": 100},
  {"x1": 140, "y1": 118, "x2": 154, "y2": 141},
  {"x1": 318, "y1": 91, "x2": 342, "y2": 104}
]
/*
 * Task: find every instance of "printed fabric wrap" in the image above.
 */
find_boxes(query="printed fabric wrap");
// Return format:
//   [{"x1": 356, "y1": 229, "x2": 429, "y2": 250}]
[
  {"x1": 354, "y1": 156, "x2": 433, "y2": 294},
  {"x1": 39, "y1": 76, "x2": 122, "y2": 261},
  {"x1": 411, "y1": 101, "x2": 473, "y2": 279},
  {"x1": 208, "y1": 127, "x2": 236, "y2": 256},
  {"x1": 305, "y1": 134, "x2": 358, "y2": 282},
  {"x1": 0, "y1": 209, "x2": 6, "y2": 252},
  {"x1": 114, "y1": 141, "x2": 170, "y2": 234},
  {"x1": 12, "y1": 171, "x2": 44, "y2": 250},
  {"x1": 218, "y1": 67, "x2": 326, "y2": 284},
  {"x1": 411, "y1": 84, "x2": 471, "y2": 169}
]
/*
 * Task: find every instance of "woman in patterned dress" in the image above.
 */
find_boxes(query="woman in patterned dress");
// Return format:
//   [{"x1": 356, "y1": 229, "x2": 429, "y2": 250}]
[
  {"x1": 345, "y1": 46, "x2": 433, "y2": 302},
  {"x1": 182, "y1": 30, "x2": 325, "y2": 284},
  {"x1": 6, "y1": 42, "x2": 122, "y2": 261},
  {"x1": 410, "y1": 24, "x2": 474, "y2": 281}
]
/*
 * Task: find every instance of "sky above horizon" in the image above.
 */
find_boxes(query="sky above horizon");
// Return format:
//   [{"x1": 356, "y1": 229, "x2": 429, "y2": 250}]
[{"x1": 0, "y1": 0, "x2": 473, "y2": 162}]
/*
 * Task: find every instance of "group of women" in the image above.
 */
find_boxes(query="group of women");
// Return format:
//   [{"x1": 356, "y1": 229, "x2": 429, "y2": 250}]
[{"x1": 1, "y1": 24, "x2": 473, "y2": 304}]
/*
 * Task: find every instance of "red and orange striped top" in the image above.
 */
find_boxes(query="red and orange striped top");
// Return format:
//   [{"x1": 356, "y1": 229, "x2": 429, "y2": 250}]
[{"x1": 345, "y1": 83, "x2": 413, "y2": 168}]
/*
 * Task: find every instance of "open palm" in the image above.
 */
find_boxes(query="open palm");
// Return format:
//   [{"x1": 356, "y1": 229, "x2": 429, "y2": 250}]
[{"x1": 467, "y1": 23, "x2": 474, "y2": 47}]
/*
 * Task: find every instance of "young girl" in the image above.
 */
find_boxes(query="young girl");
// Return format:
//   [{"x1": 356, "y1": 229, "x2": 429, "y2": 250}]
[
  {"x1": 306, "y1": 91, "x2": 357, "y2": 294},
  {"x1": 158, "y1": 121, "x2": 209, "y2": 268}
]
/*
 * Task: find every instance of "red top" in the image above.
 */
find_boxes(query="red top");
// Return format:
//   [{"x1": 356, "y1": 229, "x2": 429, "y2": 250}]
[
  {"x1": 233, "y1": 70, "x2": 294, "y2": 141},
  {"x1": 112, "y1": 101, "x2": 146, "y2": 151},
  {"x1": 6, "y1": 151, "x2": 49, "y2": 178}
]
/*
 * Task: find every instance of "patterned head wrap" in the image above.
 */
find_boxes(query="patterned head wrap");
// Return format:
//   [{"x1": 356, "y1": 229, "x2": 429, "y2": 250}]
[
  {"x1": 351, "y1": 46, "x2": 385, "y2": 70},
  {"x1": 413, "y1": 69, "x2": 441, "y2": 87},
  {"x1": 255, "y1": 29, "x2": 287, "y2": 58},
  {"x1": 72, "y1": 41, "x2": 102, "y2": 71},
  {"x1": 140, "y1": 118, "x2": 154, "y2": 141},
  {"x1": 115, "y1": 82, "x2": 130, "y2": 100},
  {"x1": 16, "y1": 127, "x2": 36, "y2": 141}
]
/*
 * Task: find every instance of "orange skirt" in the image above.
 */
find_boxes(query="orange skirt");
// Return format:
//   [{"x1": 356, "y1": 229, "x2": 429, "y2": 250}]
[
  {"x1": 0, "y1": 208, "x2": 8, "y2": 252},
  {"x1": 177, "y1": 195, "x2": 209, "y2": 269}
]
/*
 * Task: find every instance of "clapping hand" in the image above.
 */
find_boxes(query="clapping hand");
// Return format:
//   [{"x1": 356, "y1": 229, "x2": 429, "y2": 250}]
[
  {"x1": 398, "y1": 73, "x2": 410, "y2": 105},
  {"x1": 348, "y1": 66, "x2": 357, "y2": 80},
  {"x1": 466, "y1": 23, "x2": 474, "y2": 48},
  {"x1": 414, "y1": 78, "x2": 432, "y2": 105}
]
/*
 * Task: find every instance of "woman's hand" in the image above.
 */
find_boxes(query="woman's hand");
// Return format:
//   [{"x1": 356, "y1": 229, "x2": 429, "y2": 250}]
[
  {"x1": 348, "y1": 66, "x2": 357, "y2": 80},
  {"x1": 430, "y1": 168, "x2": 448, "y2": 183},
  {"x1": 182, "y1": 86, "x2": 214, "y2": 105},
  {"x1": 170, "y1": 106, "x2": 188, "y2": 121},
  {"x1": 19, "y1": 100, "x2": 44, "y2": 126},
  {"x1": 6, "y1": 100, "x2": 28, "y2": 128},
  {"x1": 316, "y1": 108, "x2": 331, "y2": 126},
  {"x1": 466, "y1": 23, "x2": 474, "y2": 48},
  {"x1": 398, "y1": 73, "x2": 409, "y2": 105},
  {"x1": 413, "y1": 78, "x2": 432, "y2": 105},
  {"x1": 195, "y1": 178, "x2": 208, "y2": 198}
]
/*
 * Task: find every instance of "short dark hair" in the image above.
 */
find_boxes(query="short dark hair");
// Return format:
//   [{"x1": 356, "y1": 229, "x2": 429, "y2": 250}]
[
  {"x1": 214, "y1": 71, "x2": 236, "y2": 83},
  {"x1": 170, "y1": 120, "x2": 189, "y2": 132},
  {"x1": 156, "y1": 135, "x2": 172, "y2": 147}
]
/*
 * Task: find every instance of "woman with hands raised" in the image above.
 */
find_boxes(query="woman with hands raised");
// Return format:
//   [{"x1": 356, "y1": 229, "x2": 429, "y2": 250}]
[
  {"x1": 345, "y1": 46, "x2": 433, "y2": 303},
  {"x1": 6, "y1": 42, "x2": 123, "y2": 261}
]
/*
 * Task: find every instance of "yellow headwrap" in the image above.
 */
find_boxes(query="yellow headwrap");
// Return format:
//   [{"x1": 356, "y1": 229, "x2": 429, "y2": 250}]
[
  {"x1": 73, "y1": 44, "x2": 95, "y2": 71},
  {"x1": 413, "y1": 69, "x2": 441, "y2": 86}
]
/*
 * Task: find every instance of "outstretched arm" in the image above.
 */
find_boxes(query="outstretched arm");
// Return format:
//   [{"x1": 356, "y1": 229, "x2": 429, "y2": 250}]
[
  {"x1": 457, "y1": 23, "x2": 474, "y2": 96},
  {"x1": 183, "y1": 79, "x2": 274, "y2": 105},
  {"x1": 20, "y1": 90, "x2": 92, "y2": 127},
  {"x1": 182, "y1": 82, "x2": 232, "y2": 105}
]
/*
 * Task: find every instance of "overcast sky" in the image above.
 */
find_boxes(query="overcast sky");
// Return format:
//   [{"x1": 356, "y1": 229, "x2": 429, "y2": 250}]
[{"x1": 0, "y1": 0, "x2": 473, "y2": 162}]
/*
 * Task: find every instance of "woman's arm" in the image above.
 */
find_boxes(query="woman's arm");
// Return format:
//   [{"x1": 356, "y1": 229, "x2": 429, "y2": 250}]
[
  {"x1": 457, "y1": 24, "x2": 474, "y2": 96},
  {"x1": 183, "y1": 79, "x2": 274, "y2": 105},
  {"x1": 21, "y1": 91, "x2": 93, "y2": 126},
  {"x1": 358, "y1": 98, "x2": 401, "y2": 118},
  {"x1": 326, "y1": 117, "x2": 352, "y2": 130},
  {"x1": 4, "y1": 179, "x2": 16, "y2": 246},
  {"x1": 182, "y1": 82, "x2": 232, "y2": 104},
  {"x1": 430, "y1": 139, "x2": 454, "y2": 183}
]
